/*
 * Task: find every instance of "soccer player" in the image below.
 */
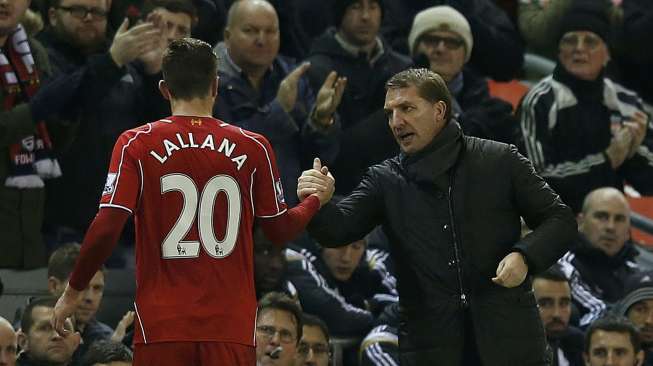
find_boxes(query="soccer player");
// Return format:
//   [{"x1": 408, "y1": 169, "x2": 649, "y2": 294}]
[{"x1": 51, "y1": 38, "x2": 335, "y2": 365}]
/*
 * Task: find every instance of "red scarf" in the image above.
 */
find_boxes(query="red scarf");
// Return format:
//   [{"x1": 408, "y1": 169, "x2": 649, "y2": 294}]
[{"x1": 1, "y1": 24, "x2": 60, "y2": 188}]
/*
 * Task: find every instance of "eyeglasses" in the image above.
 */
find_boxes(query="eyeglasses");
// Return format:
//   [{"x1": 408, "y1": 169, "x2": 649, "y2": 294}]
[
  {"x1": 58, "y1": 5, "x2": 108, "y2": 20},
  {"x1": 256, "y1": 325, "x2": 296, "y2": 344},
  {"x1": 298, "y1": 342, "x2": 330, "y2": 357},
  {"x1": 419, "y1": 34, "x2": 465, "y2": 50},
  {"x1": 559, "y1": 33, "x2": 602, "y2": 51}
]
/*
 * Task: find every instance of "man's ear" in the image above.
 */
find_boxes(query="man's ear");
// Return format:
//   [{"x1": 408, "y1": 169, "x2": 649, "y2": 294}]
[
  {"x1": 17, "y1": 330, "x2": 29, "y2": 352},
  {"x1": 47, "y1": 277, "x2": 64, "y2": 297},
  {"x1": 158, "y1": 80, "x2": 171, "y2": 100},
  {"x1": 636, "y1": 349, "x2": 645, "y2": 366},
  {"x1": 223, "y1": 27, "x2": 231, "y2": 44},
  {"x1": 433, "y1": 100, "x2": 447, "y2": 124},
  {"x1": 583, "y1": 353, "x2": 590, "y2": 366},
  {"x1": 577, "y1": 212, "x2": 585, "y2": 231},
  {"x1": 211, "y1": 76, "x2": 219, "y2": 97}
]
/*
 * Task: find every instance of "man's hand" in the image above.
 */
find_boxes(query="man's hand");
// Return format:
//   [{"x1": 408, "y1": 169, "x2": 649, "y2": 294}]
[
  {"x1": 491, "y1": 252, "x2": 528, "y2": 288},
  {"x1": 136, "y1": 12, "x2": 168, "y2": 75},
  {"x1": 313, "y1": 71, "x2": 347, "y2": 127},
  {"x1": 276, "y1": 62, "x2": 311, "y2": 113},
  {"x1": 624, "y1": 111, "x2": 648, "y2": 158},
  {"x1": 51, "y1": 284, "x2": 83, "y2": 336},
  {"x1": 605, "y1": 126, "x2": 634, "y2": 169},
  {"x1": 297, "y1": 158, "x2": 335, "y2": 207},
  {"x1": 110, "y1": 18, "x2": 164, "y2": 67},
  {"x1": 111, "y1": 311, "x2": 135, "y2": 343}
]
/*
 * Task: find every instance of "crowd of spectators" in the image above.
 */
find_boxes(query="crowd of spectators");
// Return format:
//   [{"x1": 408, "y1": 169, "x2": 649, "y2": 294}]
[{"x1": 0, "y1": 0, "x2": 652, "y2": 365}]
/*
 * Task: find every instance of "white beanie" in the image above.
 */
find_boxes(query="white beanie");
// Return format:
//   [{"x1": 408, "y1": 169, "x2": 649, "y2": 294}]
[{"x1": 408, "y1": 5, "x2": 473, "y2": 61}]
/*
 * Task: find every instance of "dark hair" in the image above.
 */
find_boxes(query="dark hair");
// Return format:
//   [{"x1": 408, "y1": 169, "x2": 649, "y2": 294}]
[
  {"x1": 48, "y1": 243, "x2": 105, "y2": 281},
  {"x1": 533, "y1": 265, "x2": 568, "y2": 283},
  {"x1": 258, "y1": 292, "x2": 303, "y2": 344},
  {"x1": 585, "y1": 315, "x2": 642, "y2": 354},
  {"x1": 142, "y1": 0, "x2": 197, "y2": 24},
  {"x1": 21, "y1": 297, "x2": 57, "y2": 333},
  {"x1": 386, "y1": 68, "x2": 452, "y2": 123},
  {"x1": 302, "y1": 313, "x2": 330, "y2": 343},
  {"x1": 81, "y1": 340, "x2": 133, "y2": 366},
  {"x1": 162, "y1": 38, "x2": 218, "y2": 100}
]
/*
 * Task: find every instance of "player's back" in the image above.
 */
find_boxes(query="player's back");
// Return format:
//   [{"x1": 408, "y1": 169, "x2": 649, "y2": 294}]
[{"x1": 101, "y1": 116, "x2": 287, "y2": 345}]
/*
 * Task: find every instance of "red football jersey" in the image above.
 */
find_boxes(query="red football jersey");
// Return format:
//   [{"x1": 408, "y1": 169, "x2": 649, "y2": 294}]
[{"x1": 99, "y1": 116, "x2": 287, "y2": 346}]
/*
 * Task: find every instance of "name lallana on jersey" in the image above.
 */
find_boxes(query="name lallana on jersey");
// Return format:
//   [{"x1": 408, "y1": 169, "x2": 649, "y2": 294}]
[{"x1": 149, "y1": 133, "x2": 248, "y2": 170}]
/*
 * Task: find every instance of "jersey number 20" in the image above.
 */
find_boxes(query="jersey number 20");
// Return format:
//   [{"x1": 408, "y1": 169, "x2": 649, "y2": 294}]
[{"x1": 160, "y1": 173, "x2": 241, "y2": 259}]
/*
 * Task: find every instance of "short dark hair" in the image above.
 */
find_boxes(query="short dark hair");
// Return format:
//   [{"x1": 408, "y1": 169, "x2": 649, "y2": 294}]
[
  {"x1": 533, "y1": 265, "x2": 568, "y2": 283},
  {"x1": 302, "y1": 313, "x2": 330, "y2": 343},
  {"x1": 142, "y1": 0, "x2": 197, "y2": 24},
  {"x1": 81, "y1": 340, "x2": 133, "y2": 366},
  {"x1": 585, "y1": 315, "x2": 642, "y2": 354},
  {"x1": 48, "y1": 243, "x2": 105, "y2": 281},
  {"x1": 386, "y1": 68, "x2": 453, "y2": 123},
  {"x1": 258, "y1": 292, "x2": 303, "y2": 344},
  {"x1": 162, "y1": 38, "x2": 219, "y2": 100},
  {"x1": 21, "y1": 297, "x2": 57, "y2": 333}
]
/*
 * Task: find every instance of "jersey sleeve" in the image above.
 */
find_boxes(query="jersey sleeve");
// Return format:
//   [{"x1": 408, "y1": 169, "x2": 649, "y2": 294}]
[
  {"x1": 99, "y1": 129, "x2": 143, "y2": 214},
  {"x1": 246, "y1": 131, "x2": 288, "y2": 218}
]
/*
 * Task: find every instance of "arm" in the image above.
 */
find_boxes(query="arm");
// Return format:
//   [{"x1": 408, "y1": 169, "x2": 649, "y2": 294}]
[
  {"x1": 508, "y1": 145, "x2": 577, "y2": 274},
  {"x1": 558, "y1": 254, "x2": 607, "y2": 327},
  {"x1": 307, "y1": 167, "x2": 385, "y2": 247},
  {"x1": 359, "y1": 325, "x2": 399, "y2": 366},
  {"x1": 620, "y1": 118, "x2": 653, "y2": 194},
  {"x1": 258, "y1": 195, "x2": 320, "y2": 246}
]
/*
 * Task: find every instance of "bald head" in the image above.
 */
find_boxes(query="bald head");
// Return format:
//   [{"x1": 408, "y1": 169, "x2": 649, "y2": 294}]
[
  {"x1": 0, "y1": 317, "x2": 17, "y2": 366},
  {"x1": 224, "y1": 0, "x2": 280, "y2": 73},
  {"x1": 226, "y1": 0, "x2": 277, "y2": 29},
  {"x1": 582, "y1": 187, "x2": 630, "y2": 215},
  {"x1": 579, "y1": 187, "x2": 631, "y2": 257}
]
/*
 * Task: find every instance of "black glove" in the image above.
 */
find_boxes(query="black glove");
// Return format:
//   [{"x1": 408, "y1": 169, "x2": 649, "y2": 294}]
[{"x1": 29, "y1": 68, "x2": 86, "y2": 122}]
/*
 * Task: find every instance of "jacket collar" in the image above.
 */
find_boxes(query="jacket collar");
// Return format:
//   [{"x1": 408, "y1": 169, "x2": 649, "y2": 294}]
[
  {"x1": 400, "y1": 120, "x2": 463, "y2": 184},
  {"x1": 553, "y1": 63, "x2": 605, "y2": 102},
  {"x1": 574, "y1": 234, "x2": 638, "y2": 268}
]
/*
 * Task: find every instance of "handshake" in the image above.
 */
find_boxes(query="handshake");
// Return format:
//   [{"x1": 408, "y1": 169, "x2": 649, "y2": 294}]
[{"x1": 297, "y1": 158, "x2": 335, "y2": 207}]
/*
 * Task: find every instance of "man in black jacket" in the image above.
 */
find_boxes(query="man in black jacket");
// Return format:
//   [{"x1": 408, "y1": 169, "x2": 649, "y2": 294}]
[
  {"x1": 298, "y1": 68, "x2": 577, "y2": 365},
  {"x1": 305, "y1": 0, "x2": 411, "y2": 194}
]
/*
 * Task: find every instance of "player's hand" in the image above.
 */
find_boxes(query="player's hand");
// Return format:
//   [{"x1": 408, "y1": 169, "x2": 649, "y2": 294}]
[
  {"x1": 623, "y1": 111, "x2": 648, "y2": 158},
  {"x1": 605, "y1": 126, "x2": 633, "y2": 169},
  {"x1": 51, "y1": 284, "x2": 83, "y2": 336},
  {"x1": 110, "y1": 18, "x2": 163, "y2": 67},
  {"x1": 492, "y1": 252, "x2": 528, "y2": 288},
  {"x1": 297, "y1": 158, "x2": 334, "y2": 207},
  {"x1": 276, "y1": 62, "x2": 310, "y2": 113},
  {"x1": 313, "y1": 71, "x2": 346, "y2": 127},
  {"x1": 111, "y1": 311, "x2": 135, "y2": 343}
]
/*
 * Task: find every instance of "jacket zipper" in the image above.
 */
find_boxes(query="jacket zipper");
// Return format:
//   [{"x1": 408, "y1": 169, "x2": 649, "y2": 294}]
[{"x1": 448, "y1": 181, "x2": 468, "y2": 308}]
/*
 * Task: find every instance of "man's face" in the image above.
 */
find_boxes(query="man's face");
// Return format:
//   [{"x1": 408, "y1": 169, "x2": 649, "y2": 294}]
[
  {"x1": 339, "y1": 0, "x2": 381, "y2": 47},
  {"x1": 0, "y1": 0, "x2": 30, "y2": 38},
  {"x1": 256, "y1": 308, "x2": 299, "y2": 366},
  {"x1": 416, "y1": 30, "x2": 466, "y2": 83},
  {"x1": 0, "y1": 321, "x2": 17, "y2": 366},
  {"x1": 254, "y1": 239, "x2": 287, "y2": 295},
  {"x1": 224, "y1": 1, "x2": 279, "y2": 71},
  {"x1": 21, "y1": 306, "x2": 79, "y2": 365},
  {"x1": 75, "y1": 271, "x2": 105, "y2": 326},
  {"x1": 627, "y1": 299, "x2": 653, "y2": 347},
  {"x1": 49, "y1": 0, "x2": 108, "y2": 51},
  {"x1": 385, "y1": 85, "x2": 446, "y2": 155},
  {"x1": 558, "y1": 31, "x2": 609, "y2": 81},
  {"x1": 579, "y1": 194, "x2": 630, "y2": 257},
  {"x1": 152, "y1": 7, "x2": 191, "y2": 45},
  {"x1": 321, "y1": 240, "x2": 365, "y2": 282},
  {"x1": 533, "y1": 278, "x2": 571, "y2": 339},
  {"x1": 584, "y1": 330, "x2": 643, "y2": 366},
  {"x1": 295, "y1": 325, "x2": 329, "y2": 366}
]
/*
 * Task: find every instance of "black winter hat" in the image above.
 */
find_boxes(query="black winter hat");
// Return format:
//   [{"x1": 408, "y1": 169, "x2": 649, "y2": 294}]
[
  {"x1": 333, "y1": 0, "x2": 384, "y2": 26},
  {"x1": 558, "y1": 0, "x2": 610, "y2": 43},
  {"x1": 613, "y1": 271, "x2": 653, "y2": 317}
]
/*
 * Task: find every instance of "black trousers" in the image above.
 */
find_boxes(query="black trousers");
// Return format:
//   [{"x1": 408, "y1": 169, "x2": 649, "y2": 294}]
[{"x1": 462, "y1": 310, "x2": 483, "y2": 366}]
